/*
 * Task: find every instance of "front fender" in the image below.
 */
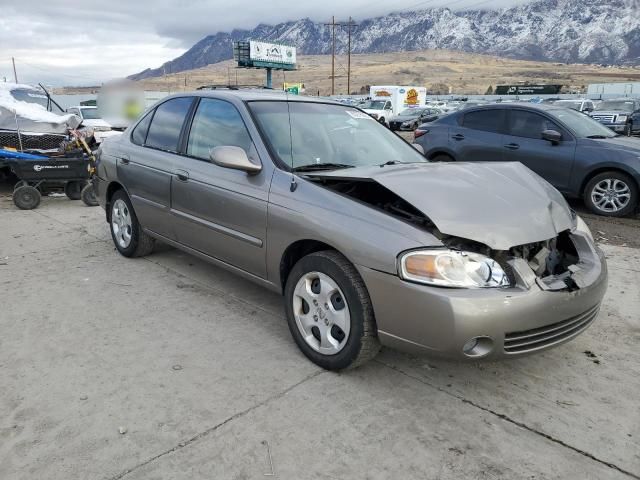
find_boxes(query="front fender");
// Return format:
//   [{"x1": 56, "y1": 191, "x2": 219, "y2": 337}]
[{"x1": 266, "y1": 169, "x2": 442, "y2": 286}]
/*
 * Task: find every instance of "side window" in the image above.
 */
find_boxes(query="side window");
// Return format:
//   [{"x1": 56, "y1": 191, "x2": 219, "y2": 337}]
[
  {"x1": 186, "y1": 98, "x2": 254, "y2": 160},
  {"x1": 462, "y1": 110, "x2": 505, "y2": 133},
  {"x1": 508, "y1": 110, "x2": 561, "y2": 139},
  {"x1": 131, "y1": 110, "x2": 154, "y2": 146},
  {"x1": 145, "y1": 97, "x2": 193, "y2": 152},
  {"x1": 385, "y1": 101, "x2": 392, "y2": 110}
]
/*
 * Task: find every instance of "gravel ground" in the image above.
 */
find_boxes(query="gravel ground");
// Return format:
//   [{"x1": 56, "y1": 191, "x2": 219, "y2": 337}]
[{"x1": 0, "y1": 177, "x2": 639, "y2": 479}]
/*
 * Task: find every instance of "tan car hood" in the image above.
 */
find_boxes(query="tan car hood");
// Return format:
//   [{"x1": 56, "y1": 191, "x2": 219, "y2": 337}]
[{"x1": 308, "y1": 162, "x2": 574, "y2": 250}]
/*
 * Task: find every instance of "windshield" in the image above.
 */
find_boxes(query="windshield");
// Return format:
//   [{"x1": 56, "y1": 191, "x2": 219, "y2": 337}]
[
  {"x1": 548, "y1": 107, "x2": 616, "y2": 138},
  {"x1": 595, "y1": 101, "x2": 635, "y2": 112},
  {"x1": 399, "y1": 108, "x2": 423, "y2": 116},
  {"x1": 248, "y1": 101, "x2": 428, "y2": 170},
  {"x1": 556, "y1": 101, "x2": 582, "y2": 111},
  {"x1": 10, "y1": 88, "x2": 49, "y2": 108},
  {"x1": 362, "y1": 100, "x2": 386, "y2": 110},
  {"x1": 80, "y1": 108, "x2": 100, "y2": 119}
]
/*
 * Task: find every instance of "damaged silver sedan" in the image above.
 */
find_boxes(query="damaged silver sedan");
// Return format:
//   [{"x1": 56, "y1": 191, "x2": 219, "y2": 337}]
[{"x1": 94, "y1": 91, "x2": 607, "y2": 370}]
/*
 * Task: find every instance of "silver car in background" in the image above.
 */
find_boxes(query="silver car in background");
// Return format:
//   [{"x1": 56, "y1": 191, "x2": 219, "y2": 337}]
[{"x1": 94, "y1": 90, "x2": 607, "y2": 370}]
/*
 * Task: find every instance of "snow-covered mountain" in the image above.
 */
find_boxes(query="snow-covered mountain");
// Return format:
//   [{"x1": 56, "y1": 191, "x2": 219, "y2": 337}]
[{"x1": 129, "y1": 0, "x2": 639, "y2": 80}]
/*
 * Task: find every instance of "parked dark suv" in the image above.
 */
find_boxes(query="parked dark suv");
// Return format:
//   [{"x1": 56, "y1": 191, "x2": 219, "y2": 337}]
[
  {"x1": 589, "y1": 98, "x2": 640, "y2": 137},
  {"x1": 414, "y1": 103, "x2": 640, "y2": 217}
]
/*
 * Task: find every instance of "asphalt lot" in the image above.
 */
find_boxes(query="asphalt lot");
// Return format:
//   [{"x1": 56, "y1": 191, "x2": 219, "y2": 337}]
[{"x1": 1, "y1": 186, "x2": 639, "y2": 479}]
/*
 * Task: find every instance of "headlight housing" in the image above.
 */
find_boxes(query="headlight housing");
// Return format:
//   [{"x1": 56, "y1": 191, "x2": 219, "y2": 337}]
[
  {"x1": 574, "y1": 215, "x2": 594, "y2": 243},
  {"x1": 618, "y1": 115, "x2": 628, "y2": 123},
  {"x1": 399, "y1": 249, "x2": 511, "y2": 288}
]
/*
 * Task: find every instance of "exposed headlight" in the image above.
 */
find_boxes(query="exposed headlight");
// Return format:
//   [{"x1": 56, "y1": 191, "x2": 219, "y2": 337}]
[
  {"x1": 370, "y1": 113, "x2": 379, "y2": 119},
  {"x1": 618, "y1": 115, "x2": 628, "y2": 122},
  {"x1": 399, "y1": 249, "x2": 511, "y2": 288}
]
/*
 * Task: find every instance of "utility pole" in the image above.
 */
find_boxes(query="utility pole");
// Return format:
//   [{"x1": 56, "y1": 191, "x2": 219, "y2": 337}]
[
  {"x1": 324, "y1": 16, "x2": 338, "y2": 95},
  {"x1": 12, "y1": 57, "x2": 18, "y2": 83},
  {"x1": 344, "y1": 17, "x2": 357, "y2": 95}
]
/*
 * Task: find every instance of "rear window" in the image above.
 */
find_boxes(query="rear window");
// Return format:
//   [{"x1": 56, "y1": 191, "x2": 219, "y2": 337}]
[
  {"x1": 462, "y1": 109, "x2": 505, "y2": 133},
  {"x1": 131, "y1": 110, "x2": 154, "y2": 146},
  {"x1": 145, "y1": 97, "x2": 193, "y2": 152}
]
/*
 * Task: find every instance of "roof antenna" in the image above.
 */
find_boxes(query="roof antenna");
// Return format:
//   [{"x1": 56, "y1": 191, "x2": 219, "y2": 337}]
[{"x1": 283, "y1": 70, "x2": 297, "y2": 192}]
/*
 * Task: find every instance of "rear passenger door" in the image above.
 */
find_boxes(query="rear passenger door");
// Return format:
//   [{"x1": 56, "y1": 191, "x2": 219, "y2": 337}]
[
  {"x1": 170, "y1": 98, "x2": 270, "y2": 278},
  {"x1": 450, "y1": 109, "x2": 507, "y2": 162},
  {"x1": 502, "y1": 109, "x2": 576, "y2": 191},
  {"x1": 118, "y1": 96, "x2": 195, "y2": 240}
]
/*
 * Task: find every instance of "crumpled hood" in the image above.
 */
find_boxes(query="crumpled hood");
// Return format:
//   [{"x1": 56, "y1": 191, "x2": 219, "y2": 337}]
[{"x1": 310, "y1": 162, "x2": 574, "y2": 250}]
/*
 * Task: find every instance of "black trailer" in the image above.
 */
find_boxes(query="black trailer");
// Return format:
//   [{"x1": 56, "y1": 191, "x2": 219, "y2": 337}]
[{"x1": 6, "y1": 155, "x2": 95, "y2": 210}]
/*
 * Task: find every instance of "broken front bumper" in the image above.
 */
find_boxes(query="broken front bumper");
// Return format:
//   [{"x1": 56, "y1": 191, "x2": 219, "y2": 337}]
[{"x1": 358, "y1": 231, "x2": 608, "y2": 359}]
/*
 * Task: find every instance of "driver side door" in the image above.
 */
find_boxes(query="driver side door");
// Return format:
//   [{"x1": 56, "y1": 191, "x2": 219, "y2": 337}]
[
  {"x1": 502, "y1": 109, "x2": 577, "y2": 192},
  {"x1": 170, "y1": 98, "x2": 270, "y2": 278}
]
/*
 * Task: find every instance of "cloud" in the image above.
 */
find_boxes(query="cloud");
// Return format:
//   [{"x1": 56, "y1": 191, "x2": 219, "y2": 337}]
[{"x1": 0, "y1": 0, "x2": 532, "y2": 86}]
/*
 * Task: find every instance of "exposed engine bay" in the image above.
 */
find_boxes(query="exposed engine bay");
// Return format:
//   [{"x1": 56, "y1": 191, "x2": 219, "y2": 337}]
[{"x1": 309, "y1": 175, "x2": 594, "y2": 291}]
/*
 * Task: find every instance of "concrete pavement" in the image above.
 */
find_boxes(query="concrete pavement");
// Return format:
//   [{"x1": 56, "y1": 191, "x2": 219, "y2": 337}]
[{"x1": 1, "y1": 195, "x2": 639, "y2": 479}]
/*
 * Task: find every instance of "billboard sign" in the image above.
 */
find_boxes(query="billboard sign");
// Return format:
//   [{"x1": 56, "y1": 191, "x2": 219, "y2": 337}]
[
  {"x1": 495, "y1": 84, "x2": 563, "y2": 95},
  {"x1": 249, "y1": 41, "x2": 296, "y2": 66}
]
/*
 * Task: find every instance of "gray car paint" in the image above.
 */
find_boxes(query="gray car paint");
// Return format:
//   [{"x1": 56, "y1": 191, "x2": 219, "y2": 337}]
[
  {"x1": 309, "y1": 161, "x2": 574, "y2": 250},
  {"x1": 94, "y1": 91, "x2": 608, "y2": 360},
  {"x1": 415, "y1": 103, "x2": 640, "y2": 200}
]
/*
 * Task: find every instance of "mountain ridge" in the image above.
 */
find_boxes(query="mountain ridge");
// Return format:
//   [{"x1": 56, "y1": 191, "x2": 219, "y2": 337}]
[{"x1": 129, "y1": 0, "x2": 640, "y2": 81}]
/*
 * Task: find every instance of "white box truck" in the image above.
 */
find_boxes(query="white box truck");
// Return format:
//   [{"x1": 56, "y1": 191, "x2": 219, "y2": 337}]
[{"x1": 362, "y1": 86, "x2": 427, "y2": 126}]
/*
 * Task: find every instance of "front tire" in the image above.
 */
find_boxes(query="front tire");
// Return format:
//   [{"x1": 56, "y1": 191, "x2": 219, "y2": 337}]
[
  {"x1": 65, "y1": 180, "x2": 84, "y2": 200},
  {"x1": 13, "y1": 185, "x2": 41, "y2": 210},
  {"x1": 81, "y1": 183, "x2": 99, "y2": 207},
  {"x1": 584, "y1": 171, "x2": 638, "y2": 217},
  {"x1": 284, "y1": 250, "x2": 380, "y2": 370},
  {"x1": 110, "y1": 190, "x2": 155, "y2": 257},
  {"x1": 624, "y1": 123, "x2": 632, "y2": 137}
]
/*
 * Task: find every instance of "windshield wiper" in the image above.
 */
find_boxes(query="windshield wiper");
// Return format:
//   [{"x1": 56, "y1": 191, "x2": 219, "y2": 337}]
[{"x1": 293, "y1": 163, "x2": 355, "y2": 172}]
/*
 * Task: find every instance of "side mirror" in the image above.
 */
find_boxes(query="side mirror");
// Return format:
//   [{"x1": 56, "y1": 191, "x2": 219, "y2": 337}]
[
  {"x1": 542, "y1": 129, "x2": 562, "y2": 145},
  {"x1": 412, "y1": 143, "x2": 425, "y2": 155},
  {"x1": 210, "y1": 146, "x2": 262, "y2": 174}
]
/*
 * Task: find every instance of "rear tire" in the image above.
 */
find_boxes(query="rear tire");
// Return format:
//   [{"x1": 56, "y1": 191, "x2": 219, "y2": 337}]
[
  {"x1": 284, "y1": 250, "x2": 380, "y2": 370},
  {"x1": 109, "y1": 190, "x2": 155, "y2": 257},
  {"x1": 13, "y1": 185, "x2": 41, "y2": 210},
  {"x1": 430, "y1": 153, "x2": 454, "y2": 162},
  {"x1": 64, "y1": 180, "x2": 84, "y2": 200},
  {"x1": 584, "y1": 171, "x2": 638, "y2": 217},
  {"x1": 81, "y1": 183, "x2": 99, "y2": 207}
]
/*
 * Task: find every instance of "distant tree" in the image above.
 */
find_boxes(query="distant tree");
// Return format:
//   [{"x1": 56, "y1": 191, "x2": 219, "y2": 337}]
[{"x1": 485, "y1": 85, "x2": 494, "y2": 95}]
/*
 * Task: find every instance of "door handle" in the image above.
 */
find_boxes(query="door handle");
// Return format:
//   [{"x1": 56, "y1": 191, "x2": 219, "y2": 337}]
[
  {"x1": 504, "y1": 143, "x2": 520, "y2": 150},
  {"x1": 452, "y1": 134, "x2": 465, "y2": 141},
  {"x1": 120, "y1": 156, "x2": 130, "y2": 165},
  {"x1": 175, "y1": 170, "x2": 189, "y2": 182}
]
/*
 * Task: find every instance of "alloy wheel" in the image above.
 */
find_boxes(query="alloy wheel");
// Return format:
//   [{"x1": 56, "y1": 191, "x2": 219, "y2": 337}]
[
  {"x1": 292, "y1": 271, "x2": 351, "y2": 355},
  {"x1": 111, "y1": 199, "x2": 133, "y2": 248},
  {"x1": 590, "y1": 178, "x2": 631, "y2": 213}
]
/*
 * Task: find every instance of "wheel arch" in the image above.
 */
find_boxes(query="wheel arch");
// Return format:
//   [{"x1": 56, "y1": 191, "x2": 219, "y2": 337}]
[
  {"x1": 580, "y1": 166, "x2": 640, "y2": 196},
  {"x1": 426, "y1": 149, "x2": 456, "y2": 161},
  {"x1": 105, "y1": 181, "x2": 127, "y2": 222},
  {"x1": 279, "y1": 239, "x2": 341, "y2": 293}
]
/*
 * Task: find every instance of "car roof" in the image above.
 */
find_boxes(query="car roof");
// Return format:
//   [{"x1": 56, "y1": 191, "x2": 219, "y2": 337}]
[
  {"x1": 176, "y1": 89, "x2": 343, "y2": 104},
  {"x1": 459, "y1": 102, "x2": 566, "y2": 114}
]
